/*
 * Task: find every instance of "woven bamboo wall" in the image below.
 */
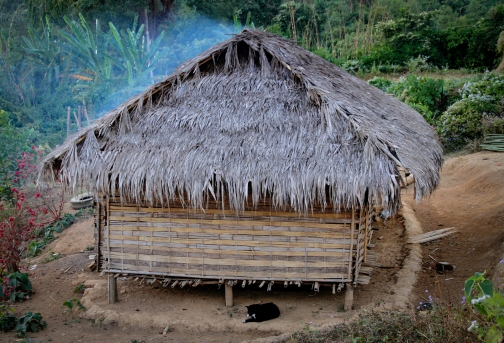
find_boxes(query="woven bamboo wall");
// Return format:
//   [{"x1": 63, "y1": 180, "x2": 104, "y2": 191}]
[{"x1": 95, "y1": 196, "x2": 373, "y2": 284}]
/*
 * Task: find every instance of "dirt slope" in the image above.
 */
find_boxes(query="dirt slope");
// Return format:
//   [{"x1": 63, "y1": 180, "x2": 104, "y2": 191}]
[{"x1": 404, "y1": 151, "x2": 504, "y2": 305}]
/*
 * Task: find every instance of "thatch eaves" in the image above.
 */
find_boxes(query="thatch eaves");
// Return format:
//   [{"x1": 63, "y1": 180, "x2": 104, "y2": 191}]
[{"x1": 41, "y1": 29, "x2": 443, "y2": 214}]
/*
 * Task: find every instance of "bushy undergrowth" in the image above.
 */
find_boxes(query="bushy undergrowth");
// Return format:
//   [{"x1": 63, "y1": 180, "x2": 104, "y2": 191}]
[
  {"x1": 369, "y1": 72, "x2": 504, "y2": 152},
  {"x1": 438, "y1": 73, "x2": 504, "y2": 151},
  {"x1": 0, "y1": 148, "x2": 64, "y2": 273},
  {"x1": 286, "y1": 308, "x2": 479, "y2": 343}
]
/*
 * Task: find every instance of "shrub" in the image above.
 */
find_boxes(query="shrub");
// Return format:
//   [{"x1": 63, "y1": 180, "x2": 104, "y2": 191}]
[
  {"x1": 369, "y1": 75, "x2": 447, "y2": 125},
  {"x1": 25, "y1": 213, "x2": 76, "y2": 258},
  {"x1": 437, "y1": 73, "x2": 504, "y2": 151},
  {"x1": 0, "y1": 273, "x2": 32, "y2": 302},
  {"x1": 464, "y1": 272, "x2": 504, "y2": 343},
  {"x1": 0, "y1": 121, "x2": 34, "y2": 202},
  {"x1": 0, "y1": 304, "x2": 17, "y2": 332},
  {"x1": 368, "y1": 77, "x2": 392, "y2": 92},
  {"x1": 0, "y1": 149, "x2": 64, "y2": 273},
  {"x1": 15, "y1": 312, "x2": 46, "y2": 338}
]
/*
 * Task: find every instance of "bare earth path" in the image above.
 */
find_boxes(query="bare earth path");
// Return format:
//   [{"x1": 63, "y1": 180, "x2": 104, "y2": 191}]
[
  {"x1": 403, "y1": 151, "x2": 504, "y2": 306},
  {"x1": 2, "y1": 151, "x2": 504, "y2": 343}
]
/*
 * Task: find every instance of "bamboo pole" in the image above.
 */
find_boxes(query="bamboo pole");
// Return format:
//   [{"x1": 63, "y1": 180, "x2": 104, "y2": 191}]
[
  {"x1": 73, "y1": 110, "x2": 81, "y2": 131},
  {"x1": 66, "y1": 106, "x2": 71, "y2": 137},
  {"x1": 83, "y1": 100, "x2": 91, "y2": 127}
]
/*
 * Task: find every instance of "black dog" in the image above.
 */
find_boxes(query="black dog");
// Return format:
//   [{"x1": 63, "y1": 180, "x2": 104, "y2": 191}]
[{"x1": 243, "y1": 302, "x2": 280, "y2": 323}]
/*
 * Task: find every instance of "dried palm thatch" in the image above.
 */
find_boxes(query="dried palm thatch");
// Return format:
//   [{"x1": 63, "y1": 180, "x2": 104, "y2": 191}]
[{"x1": 41, "y1": 29, "x2": 442, "y2": 215}]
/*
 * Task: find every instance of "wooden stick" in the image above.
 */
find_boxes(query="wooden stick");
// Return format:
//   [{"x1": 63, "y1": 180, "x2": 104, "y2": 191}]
[
  {"x1": 408, "y1": 228, "x2": 456, "y2": 244},
  {"x1": 66, "y1": 106, "x2": 71, "y2": 137},
  {"x1": 73, "y1": 111, "x2": 81, "y2": 130},
  {"x1": 83, "y1": 100, "x2": 91, "y2": 127},
  {"x1": 63, "y1": 264, "x2": 74, "y2": 274}
]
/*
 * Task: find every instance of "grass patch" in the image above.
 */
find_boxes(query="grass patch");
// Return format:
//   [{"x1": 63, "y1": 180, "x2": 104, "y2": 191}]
[{"x1": 284, "y1": 305, "x2": 482, "y2": 343}]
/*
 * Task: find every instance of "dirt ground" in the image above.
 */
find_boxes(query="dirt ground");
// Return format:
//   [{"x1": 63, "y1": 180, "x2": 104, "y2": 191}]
[
  {"x1": 404, "y1": 151, "x2": 504, "y2": 306},
  {"x1": 2, "y1": 151, "x2": 504, "y2": 343}
]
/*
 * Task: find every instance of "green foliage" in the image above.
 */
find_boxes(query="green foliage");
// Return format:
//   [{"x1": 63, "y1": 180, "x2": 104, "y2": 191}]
[
  {"x1": 53, "y1": 213, "x2": 76, "y2": 232},
  {"x1": 438, "y1": 73, "x2": 504, "y2": 151},
  {"x1": 368, "y1": 77, "x2": 392, "y2": 92},
  {"x1": 22, "y1": 18, "x2": 64, "y2": 91},
  {"x1": 109, "y1": 18, "x2": 168, "y2": 87},
  {"x1": 370, "y1": 11, "x2": 446, "y2": 68},
  {"x1": 390, "y1": 75, "x2": 445, "y2": 124},
  {"x1": 1, "y1": 273, "x2": 33, "y2": 302},
  {"x1": 73, "y1": 284, "x2": 86, "y2": 293},
  {"x1": 369, "y1": 75, "x2": 446, "y2": 124},
  {"x1": 0, "y1": 122, "x2": 35, "y2": 201},
  {"x1": 60, "y1": 14, "x2": 113, "y2": 84},
  {"x1": 465, "y1": 272, "x2": 504, "y2": 343},
  {"x1": 25, "y1": 213, "x2": 75, "y2": 258},
  {"x1": 0, "y1": 0, "x2": 502, "y2": 155},
  {"x1": 63, "y1": 298, "x2": 87, "y2": 311},
  {"x1": 42, "y1": 251, "x2": 61, "y2": 263},
  {"x1": 0, "y1": 304, "x2": 17, "y2": 332},
  {"x1": 15, "y1": 312, "x2": 47, "y2": 337}
]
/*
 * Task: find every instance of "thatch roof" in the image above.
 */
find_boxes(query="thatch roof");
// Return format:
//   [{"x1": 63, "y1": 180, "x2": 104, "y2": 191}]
[{"x1": 41, "y1": 29, "x2": 442, "y2": 214}]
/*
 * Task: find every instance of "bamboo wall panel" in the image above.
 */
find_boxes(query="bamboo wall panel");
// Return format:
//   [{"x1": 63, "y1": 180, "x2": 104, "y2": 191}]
[{"x1": 99, "y1": 199, "x2": 369, "y2": 283}]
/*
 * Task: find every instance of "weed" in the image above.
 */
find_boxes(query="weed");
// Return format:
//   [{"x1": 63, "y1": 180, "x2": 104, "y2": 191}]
[
  {"x1": 0, "y1": 304, "x2": 17, "y2": 332},
  {"x1": 62, "y1": 298, "x2": 87, "y2": 311},
  {"x1": 15, "y1": 312, "x2": 46, "y2": 338},
  {"x1": 41, "y1": 251, "x2": 61, "y2": 263},
  {"x1": 0, "y1": 272, "x2": 32, "y2": 302},
  {"x1": 73, "y1": 284, "x2": 86, "y2": 293},
  {"x1": 464, "y1": 272, "x2": 504, "y2": 343}
]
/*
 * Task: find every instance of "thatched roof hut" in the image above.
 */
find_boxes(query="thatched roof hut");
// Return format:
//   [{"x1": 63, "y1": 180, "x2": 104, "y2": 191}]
[
  {"x1": 42, "y1": 29, "x2": 442, "y2": 214},
  {"x1": 41, "y1": 30, "x2": 442, "y2": 306}
]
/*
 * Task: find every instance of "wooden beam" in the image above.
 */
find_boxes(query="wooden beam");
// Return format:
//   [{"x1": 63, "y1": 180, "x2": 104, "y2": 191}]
[
  {"x1": 344, "y1": 283, "x2": 353, "y2": 311},
  {"x1": 108, "y1": 274, "x2": 118, "y2": 304},
  {"x1": 225, "y1": 284, "x2": 233, "y2": 307}
]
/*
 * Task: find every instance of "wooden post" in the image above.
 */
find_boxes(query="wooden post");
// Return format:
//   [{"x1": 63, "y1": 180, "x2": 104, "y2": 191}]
[
  {"x1": 77, "y1": 105, "x2": 82, "y2": 129},
  {"x1": 344, "y1": 283, "x2": 353, "y2": 311},
  {"x1": 66, "y1": 106, "x2": 71, "y2": 137},
  {"x1": 73, "y1": 111, "x2": 81, "y2": 131},
  {"x1": 82, "y1": 100, "x2": 91, "y2": 127},
  {"x1": 225, "y1": 284, "x2": 233, "y2": 307},
  {"x1": 108, "y1": 274, "x2": 118, "y2": 304}
]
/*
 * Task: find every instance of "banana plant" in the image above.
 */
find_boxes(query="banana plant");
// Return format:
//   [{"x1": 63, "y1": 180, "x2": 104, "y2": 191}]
[
  {"x1": 59, "y1": 13, "x2": 113, "y2": 83},
  {"x1": 22, "y1": 18, "x2": 63, "y2": 91},
  {"x1": 109, "y1": 18, "x2": 168, "y2": 87}
]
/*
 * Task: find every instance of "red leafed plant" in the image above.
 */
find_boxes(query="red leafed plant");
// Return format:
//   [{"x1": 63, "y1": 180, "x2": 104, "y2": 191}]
[{"x1": 0, "y1": 147, "x2": 64, "y2": 274}]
